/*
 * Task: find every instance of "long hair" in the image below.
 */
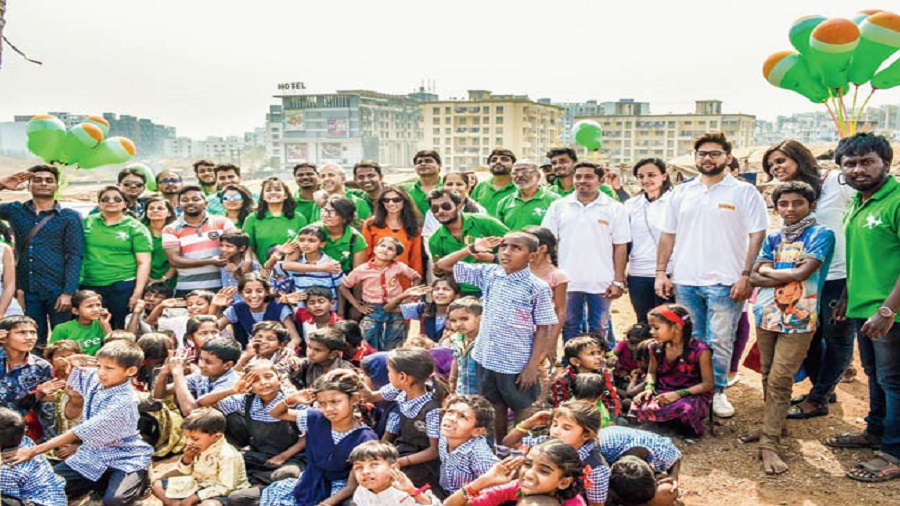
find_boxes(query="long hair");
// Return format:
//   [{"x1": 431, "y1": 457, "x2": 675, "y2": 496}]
[
  {"x1": 370, "y1": 185, "x2": 420, "y2": 238},
  {"x1": 647, "y1": 304, "x2": 695, "y2": 363},
  {"x1": 762, "y1": 140, "x2": 822, "y2": 199},
  {"x1": 632, "y1": 158, "x2": 673, "y2": 197},
  {"x1": 388, "y1": 348, "x2": 449, "y2": 405},
  {"x1": 522, "y1": 225, "x2": 559, "y2": 266},
  {"x1": 256, "y1": 177, "x2": 297, "y2": 220},
  {"x1": 221, "y1": 184, "x2": 255, "y2": 224}
]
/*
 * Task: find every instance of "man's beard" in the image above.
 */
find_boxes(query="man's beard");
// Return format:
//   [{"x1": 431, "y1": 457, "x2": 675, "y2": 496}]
[
  {"x1": 697, "y1": 161, "x2": 727, "y2": 176},
  {"x1": 491, "y1": 165, "x2": 509, "y2": 175}
]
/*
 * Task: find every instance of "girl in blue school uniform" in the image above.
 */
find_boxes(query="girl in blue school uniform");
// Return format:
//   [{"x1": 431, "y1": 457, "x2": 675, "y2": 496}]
[{"x1": 259, "y1": 369, "x2": 378, "y2": 506}]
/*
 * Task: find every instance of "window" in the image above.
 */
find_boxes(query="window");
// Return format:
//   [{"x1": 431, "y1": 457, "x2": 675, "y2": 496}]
[
  {"x1": 496, "y1": 127, "x2": 503, "y2": 134},
  {"x1": 446, "y1": 137, "x2": 451, "y2": 144},
  {"x1": 445, "y1": 117, "x2": 451, "y2": 124},
  {"x1": 432, "y1": 107, "x2": 440, "y2": 115},
  {"x1": 496, "y1": 117, "x2": 504, "y2": 124},
  {"x1": 496, "y1": 106, "x2": 504, "y2": 113},
  {"x1": 434, "y1": 137, "x2": 440, "y2": 144},
  {"x1": 433, "y1": 128, "x2": 440, "y2": 134},
  {"x1": 433, "y1": 117, "x2": 439, "y2": 124},
  {"x1": 483, "y1": 106, "x2": 490, "y2": 114},
  {"x1": 445, "y1": 107, "x2": 451, "y2": 114},
  {"x1": 459, "y1": 117, "x2": 467, "y2": 125},
  {"x1": 496, "y1": 137, "x2": 503, "y2": 144},
  {"x1": 483, "y1": 116, "x2": 490, "y2": 123}
]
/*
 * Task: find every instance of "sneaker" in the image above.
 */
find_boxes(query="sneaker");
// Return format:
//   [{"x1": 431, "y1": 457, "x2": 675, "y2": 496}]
[{"x1": 713, "y1": 392, "x2": 735, "y2": 418}]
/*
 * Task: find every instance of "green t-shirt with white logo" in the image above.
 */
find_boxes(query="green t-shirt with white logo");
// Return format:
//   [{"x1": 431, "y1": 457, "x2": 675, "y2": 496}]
[
  {"x1": 471, "y1": 178, "x2": 517, "y2": 218},
  {"x1": 321, "y1": 225, "x2": 368, "y2": 274},
  {"x1": 243, "y1": 210, "x2": 309, "y2": 262},
  {"x1": 844, "y1": 176, "x2": 900, "y2": 322},
  {"x1": 81, "y1": 214, "x2": 153, "y2": 286},
  {"x1": 50, "y1": 319, "x2": 105, "y2": 356},
  {"x1": 496, "y1": 187, "x2": 560, "y2": 230}
]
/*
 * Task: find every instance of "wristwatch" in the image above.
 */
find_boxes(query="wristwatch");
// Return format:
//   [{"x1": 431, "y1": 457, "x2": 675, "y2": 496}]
[
  {"x1": 878, "y1": 306, "x2": 897, "y2": 318},
  {"x1": 611, "y1": 281, "x2": 626, "y2": 289}
]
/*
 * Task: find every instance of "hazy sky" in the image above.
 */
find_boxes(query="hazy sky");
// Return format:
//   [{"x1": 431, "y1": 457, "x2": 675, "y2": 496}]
[{"x1": 2, "y1": 0, "x2": 899, "y2": 138}]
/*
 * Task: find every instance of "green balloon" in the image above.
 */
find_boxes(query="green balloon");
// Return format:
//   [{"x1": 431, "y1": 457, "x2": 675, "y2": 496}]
[
  {"x1": 848, "y1": 14, "x2": 900, "y2": 85},
  {"x1": 789, "y1": 15, "x2": 826, "y2": 55},
  {"x1": 806, "y1": 19, "x2": 860, "y2": 90},
  {"x1": 763, "y1": 51, "x2": 830, "y2": 103},
  {"x1": 573, "y1": 121, "x2": 603, "y2": 151},
  {"x1": 25, "y1": 115, "x2": 66, "y2": 162},
  {"x1": 872, "y1": 57, "x2": 900, "y2": 89},
  {"x1": 77, "y1": 137, "x2": 137, "y2": 169},
  {"x1": 58, "y1": 123, "x2": 104, "y2": 165}
]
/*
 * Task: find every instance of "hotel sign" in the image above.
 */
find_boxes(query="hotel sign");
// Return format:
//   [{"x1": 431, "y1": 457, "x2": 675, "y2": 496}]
[{"x1": 277, "y1": 82, "x2": 307, "y2": 94}]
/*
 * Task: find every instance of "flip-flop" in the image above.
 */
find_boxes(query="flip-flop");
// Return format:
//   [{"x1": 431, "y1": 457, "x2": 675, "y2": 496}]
[
  {"x1": 847, "y1": 452, "x2": 900, "y2": 483},
  {"x1": 786, "y1": 402, "x2": 828, "y2": 420},
  {"x1": 824, "y1": 432, "x2": 881, "y2": 449}
]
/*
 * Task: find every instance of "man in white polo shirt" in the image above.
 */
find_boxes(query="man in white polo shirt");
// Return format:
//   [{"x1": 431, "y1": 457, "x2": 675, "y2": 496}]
[
  {"x1": 655, "y1": 132, "x2": 768, "y2": 418},
  {"x1": 543, "y1": 160, "x2": 630, "y2": 346}
]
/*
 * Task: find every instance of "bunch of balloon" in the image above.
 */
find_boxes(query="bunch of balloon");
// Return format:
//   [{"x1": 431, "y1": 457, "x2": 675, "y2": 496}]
[
  {"x1": 763, "y1": 10, "x2": 900, "y2": 137},
  {"x1": 25, "y1": 114, "x2": 137, "y2": 196}
]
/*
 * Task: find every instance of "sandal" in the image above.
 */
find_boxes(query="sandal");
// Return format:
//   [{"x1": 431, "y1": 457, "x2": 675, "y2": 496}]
[
  {"x1": 846, "y1": 452, "x2": 900, "y2": 482},
  {"x1": 841, "y1": 366, "x2": 858, "y2": 383},
  {"x1": 824, "y1": 431, "x2": 881, "y2": 449},
  {"x1": 786, "y1": 401, "x2": 828, "y2": 420}
]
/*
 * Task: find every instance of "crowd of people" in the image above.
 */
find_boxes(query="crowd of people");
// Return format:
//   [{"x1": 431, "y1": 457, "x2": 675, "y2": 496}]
[{"x1": 0, "y1": 130, "x2": 898, "y2": 506}]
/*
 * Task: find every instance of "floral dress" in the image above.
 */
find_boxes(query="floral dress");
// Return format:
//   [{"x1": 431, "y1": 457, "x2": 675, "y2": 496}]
[{"x1": 629, "y1": 339, "x2": 712, "y2": 435}]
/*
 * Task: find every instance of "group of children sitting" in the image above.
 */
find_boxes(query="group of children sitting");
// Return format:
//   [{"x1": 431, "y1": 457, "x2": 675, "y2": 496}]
[{"x1": 0, "y1": 225, "x2": 714, "y2": 506}]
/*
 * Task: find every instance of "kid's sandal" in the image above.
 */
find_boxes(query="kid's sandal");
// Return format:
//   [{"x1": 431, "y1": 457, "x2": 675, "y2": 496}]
[{"x1": 846, "y1": 452, "x2": 900, "y2": 483}]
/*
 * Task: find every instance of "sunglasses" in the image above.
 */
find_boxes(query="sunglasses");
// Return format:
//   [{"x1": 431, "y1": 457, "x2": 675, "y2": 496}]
[
  {"x1": 430, "y1": 202, "x2": 454, "y2": 213},
  {"x1": 159, "y1": 178, "x2": 181, "y2": 185},
  {"x1": 100, "y1": 196, "x2": 124, "y2": 203},
  {"x1": 121, "y1": 181, "x2": 145, "y2": 188},
  {"x1": 221, "y1": 194, "x2": 243, "y2": 202},
  {"x1": 381, "y1": 197, "x2": 403, "y2": 204}
]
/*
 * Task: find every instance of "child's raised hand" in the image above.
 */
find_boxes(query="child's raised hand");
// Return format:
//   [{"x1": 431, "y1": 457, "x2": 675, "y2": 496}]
[
  {"x1": 278, "y1": 291, "x2": 307, "y2": 305},
  {"x1": 276, "y1": 241, "x2": 299, "y2": 256},
  {"x1": 482, "y1": 455, "x2": 525, "y2": 486},
  {"x1": 391, "y1": 469, "x2": 417, "y2": 495},
  {"x1": 403, "y1": 285, "x2": 432, "y2": 299},
  {"x1": 212, "y1": 287, "x2": 238, "y2": 307},
  {"x1": 61, "y1": 354, "x2": 98, "y2": 372},
  {"x1": 168, "y1": 354, "x2": 188, "y2": 377},
  {"x1": 234, "y1": 371, "x2": 259, "y2": 393},
  {"x1": 287, "y1": 388, "x2": 315, "y2": 406},
  {"x1": 522, "y1": 410, "x2": 553, "y2": 431},
  {"x1": 35, "y1": 378, "x2": 66, "y2": 398},
  {"x1": 472, "y1": 236, "x2": 503, "y2": 253},
  {"x1": 132, "y1": 299, "x2": 146, "y2": 314},
  {"x1": 161, "y1": 298, "x2": 187, "y2": 309}
]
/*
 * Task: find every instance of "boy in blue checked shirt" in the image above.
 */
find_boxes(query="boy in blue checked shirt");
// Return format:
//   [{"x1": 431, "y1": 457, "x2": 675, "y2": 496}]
[
  {"x1": 4, "y1": 340, "x2": 153, "y2": 505},
  {"x1": 599, "y1": 426, "x2": 683, "y2": 506},
  {"x1": 438, "y1": 394, "x2": 499, "y2": 496},
  {"x1": 434, "y1": 230, "x2": 558, "y2": 439},
  {"x1": 0, "y1": 407, "x2": 67, "y2": 506},
  {"x1": 153, "y1": 337, "x2": 242, "y2": 416}
]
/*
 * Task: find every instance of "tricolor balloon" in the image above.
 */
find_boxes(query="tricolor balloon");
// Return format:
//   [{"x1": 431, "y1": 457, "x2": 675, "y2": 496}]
[
  {"x1": 763, "y1": 51, "x2": 829, "y2": 103},
  {"x1": 25, "y1": 115, "x2": 67, "y2": 162},
  {"x1": 24, "y1": 113, "x2": 137, "y2": 169},
  {"x1": 789, "y1": 15, "x2": 826, "y2": 55},
  {"x1": 59, "y1": 123, "x2": 104, "y2": 165},
  {"x1": 807, "y1": 18, "x2": 860, "y2": 90},
  {"x1": 77, "y1": 137, "x2": 137, "y2": 169}
]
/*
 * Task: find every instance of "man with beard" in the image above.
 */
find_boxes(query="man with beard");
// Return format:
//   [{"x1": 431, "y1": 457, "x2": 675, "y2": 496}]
[
  {"x1": 472, "y1": 148, "x2": 517, "y2": 217},
  {"x1": 0, "y1": 166, "x2": 83, "y2": 348},
  {"x1": 400, "y1": 150, "x2": 443, "y2": 215},
  {"x1": 293, "y1": 162, "x2": 321, "y2": 222},
  {"x1": 162, "y1": 185, "x2": 235, "y2": 296},
  {"x1": 192, "y1": 159, "x2": 218, "y2": 196},
  {"x1": 427, "y1": 188, "x2": 508, "y2": 295},
  {"x1": 548, "y1": 147, "x2": 577, "y2": 196},
  {"x1": 540, "y1": 161, "x2": 556, "y2": 186},
  {"x1": 823, "y1": 133, "x2": 900, "y2": 483},
  {"x1": 496, "y1": 160, "x2": 559, "y2": 230},
  {"x1": 353, "y1": 159, "x2": 385, "y2": 207},
  {"x1": 543, "y1": 161, "x2": 629, "y2": 347},
  {"x1": 318, "y1": 164, "x2": 371, "y2": 223},
  {"x1": 155, "y1": 170, "x2": 183, "y2": 212},
  {"x1": 655, "y1": 132, "x2": 767, "y2": 419}
]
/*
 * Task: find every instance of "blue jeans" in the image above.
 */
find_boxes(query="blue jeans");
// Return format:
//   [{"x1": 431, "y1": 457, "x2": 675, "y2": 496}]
[
  {"x1": 855, "y1": 319, "x2": 900, "y2": 459},
  {"x1": 675, "y1": 284, "x2": 743, "y2": 392},
  {"x1": 23, "y1": 292, "x2": 72, "y2": 350},
  {"x1": 361, "y1": 304, "x2": 408, "y2": 351},
  {"x1": 804, "y1": 278, "x2": 856, "y2": 405},
  {"x1": 627, "y1": 275, "x2": 667, "y2": 323},
  {"x1": 81, "y1": 279, "x2": 136, "y2": 331},
  {"x1": 564, "y1": 292, "x2": 611, "y2": 346}
]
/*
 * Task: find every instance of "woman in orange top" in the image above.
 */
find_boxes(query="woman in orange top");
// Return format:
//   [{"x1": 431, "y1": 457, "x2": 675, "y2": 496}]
[{"x1": 361, "y1": 185, "x2": 424, "y2": 279}]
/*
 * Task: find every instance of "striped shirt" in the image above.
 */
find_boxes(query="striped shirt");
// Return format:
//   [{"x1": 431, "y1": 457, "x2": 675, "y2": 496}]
[
  {"x1": 439, "y1": 435, "x2": 498, "y2": 492},
  {"x1": 162, "y1": 213, "x2": 235, "y2": 291},
  {"x1": 598, "y1": 426, "x2": 682, "y2": 472}
]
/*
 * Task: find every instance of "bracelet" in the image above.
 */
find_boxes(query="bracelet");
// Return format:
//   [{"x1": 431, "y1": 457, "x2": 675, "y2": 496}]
[
  {"x1": 283, "y1": 397, "x2": 297, "y2": 408},
  {"x1": 464, "y1": 485, "x2": 480, "y2": 498},
  {"x1": 741, "y1": 270, "x2": 751, "y2": 277},
  {"x1": 410, "y1": 484, "x2": 431, "y2": 497},
  {"x1": 514, "y1": 423, "x2": 532, "y2": 436},
  {"x1": 677, "y1": 389, "x2": 691, "y2": 398}
]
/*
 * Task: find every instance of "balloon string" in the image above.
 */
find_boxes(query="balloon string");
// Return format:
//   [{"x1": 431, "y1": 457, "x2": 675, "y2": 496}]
[
  {"x1": 824, "y1": 101, "x2": 839, "y2": 134},
  {"x1": 851, "y1": 88, "x2": 877, "y2": 135},
  {"x1": 839, "y1": 90, "x2": 850, "y2": 138},
  {"x1": 829, "y1": 90, "x2": 845, "y2": 138}
]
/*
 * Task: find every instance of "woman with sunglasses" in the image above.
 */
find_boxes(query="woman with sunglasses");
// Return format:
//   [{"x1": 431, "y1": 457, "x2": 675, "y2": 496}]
[
  {"x1": 80, "y1": 186, "x2": 153, "y2": 329},
  {"x1": 220, "y1": 183, "x2": 255, "y2": 228},
  {"x1": 422, "y1": 170, "x2": 486, "y2": 238},
  {"x1": 762, "y1": 140, "x2": 858, "y2": 420},
  {"x1": 361, "y1": 185, "x2": 424, "y2": 279}
]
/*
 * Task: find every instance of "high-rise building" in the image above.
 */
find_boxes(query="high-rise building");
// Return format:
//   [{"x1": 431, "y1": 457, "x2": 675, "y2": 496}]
[
  {"x1": 268, "y1": 88, "x2": 423, "y2": 169},
  {"x1": 421, "y1": 90, "x2": 564, "y2": 169},
  {"x1": 577, "y1": 99, "x2": 755, "y2": 165}
]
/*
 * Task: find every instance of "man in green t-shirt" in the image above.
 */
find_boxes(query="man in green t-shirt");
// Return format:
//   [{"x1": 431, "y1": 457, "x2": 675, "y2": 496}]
[
  {"x1": 548, "y1": 146, "x2": 577, "y2": 196},
  {"x1": 427, "y1": 188, "x2": 509, "y2": 295},
  {"x1": 496, "y1": 160, "x2": 560, "y2": 230},
  {"x1": 471, "y1": 148, "x2": 517, "y2": 217},
  {"x1": 399, "y1": 150, "x2": 443, "y2": 216},
  {"x1": 293, "y1": 162, "x2": 321, "y2": 223},
  {"x1": 192, "y1": 159, "x2": 218, "y2": 196},
  {"x1": 825, "y1": 133, "x2": 900, "y2": 482},
  {"x1": 319, "y1": 164, "x2": 371, "y2": 223},
  {"x1": 353, "y1": 160, "x2": 385, "y2": 207}
]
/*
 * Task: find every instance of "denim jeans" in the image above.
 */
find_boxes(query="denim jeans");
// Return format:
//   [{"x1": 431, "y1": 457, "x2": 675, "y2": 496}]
[
  {"x1": 361, "y1": 304, "x2": 408, "y2": 351},
  {"x1": 855, "y1": 319, "x2": 900, "y2": 459},
  {"x1": 54, "y1": 461, "x2": 148, "y2": 505},
  {"x1": 81, "y1": 279, "x2": 136, "y2": 331},
  {"x1": 23, "y1": 292, "x2": 72, "y2": 351},
  {"x1": 627, "y1": 275, "x2": 667, "y2": 324},
  {"x1": 805, "y1": 278, "x2": 856, "y2": 405},
  {"x1": 674, "y1": 284, "x2": 743, "y2": 392},
  {"x1": 564, "y1": 292, "x2": 611, "y2": 345}
]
